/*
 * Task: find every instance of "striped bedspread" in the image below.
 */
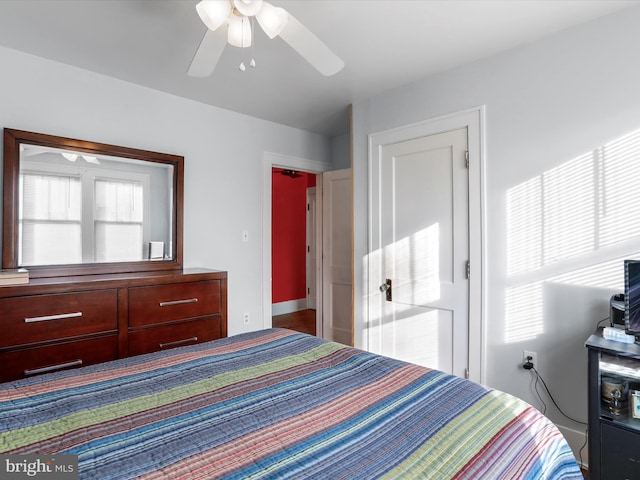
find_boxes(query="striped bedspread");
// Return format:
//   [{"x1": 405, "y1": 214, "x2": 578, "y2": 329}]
[{"x1": 0, "y1": 329, "x2": 582, "y2": 479}]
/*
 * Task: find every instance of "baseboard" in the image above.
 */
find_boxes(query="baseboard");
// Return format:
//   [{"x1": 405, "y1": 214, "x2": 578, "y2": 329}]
[
  {"x1": 272, "y1": 299, "x2": 308, "y2": 316},
  {"x1": 557, "y1": 424, "x2": 588, "y2": 470}
]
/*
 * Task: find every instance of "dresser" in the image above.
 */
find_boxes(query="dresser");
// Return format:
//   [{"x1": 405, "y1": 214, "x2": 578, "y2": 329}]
[{"x1": 0, "y1": 268, "x2": 227, "y2": 383}]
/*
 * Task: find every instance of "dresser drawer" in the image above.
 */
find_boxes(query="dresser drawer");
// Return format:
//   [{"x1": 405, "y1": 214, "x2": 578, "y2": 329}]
[
  {"x1": 0, "y1": 290, "x2": 118, "y2": 348},
  {"x1": 128, "y1": 316, "x2": 222, "y2": 356},
  {"x1": 129, "y1": 280, "x2": 221, "y2": 327},
  {"x1": 0, "y1": 334, "x2": 118, "y2": 383}
]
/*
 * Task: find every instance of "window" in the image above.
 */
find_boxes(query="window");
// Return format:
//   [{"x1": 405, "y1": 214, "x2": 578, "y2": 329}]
[{"x1": 20, "y1": 161, "x2": 150, "y2": 266}]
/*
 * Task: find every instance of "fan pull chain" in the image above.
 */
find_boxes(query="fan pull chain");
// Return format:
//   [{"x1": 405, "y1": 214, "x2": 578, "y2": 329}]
[
  {"x1": 238, "y1": 16, "x2": 256, "y2": 72},
  {"x1": 250, "y1": 17, "x2": 256, "y2": 68},
  {"x1": 239, "y1": 16, "x2": 247, "y2": 71}
]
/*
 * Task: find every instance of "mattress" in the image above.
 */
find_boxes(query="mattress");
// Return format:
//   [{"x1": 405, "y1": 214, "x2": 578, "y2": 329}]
[{"x1": 0, "y1": 328, "x2": 582, "y2": 479}]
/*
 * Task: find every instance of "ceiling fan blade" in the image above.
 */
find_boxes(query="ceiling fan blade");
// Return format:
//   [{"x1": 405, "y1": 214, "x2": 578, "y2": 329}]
[
  {"x1": 188, "y1": 28, "x2": 227, "y2": 77},
  {"x1": 278, "y1": 14, "x2": 344, "y2": 77}
]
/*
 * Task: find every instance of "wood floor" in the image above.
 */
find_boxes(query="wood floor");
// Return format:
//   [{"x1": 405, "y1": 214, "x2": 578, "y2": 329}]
[{"x1": 273, "y1": 309, "x2": 316, "y2": 336}]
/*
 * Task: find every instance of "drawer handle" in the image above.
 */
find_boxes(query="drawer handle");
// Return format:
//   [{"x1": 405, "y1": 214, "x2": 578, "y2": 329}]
[
  {"x1": 159, "y1": 298, "x2": 198, "y2": 307},
  {"x1": 24, "y1": 359, "x2": 83, "y2": 376},
  {"x1": 24, "y1": 312, "x2": 83, "y2": 323},
  {"x1": 159, "y1": 337, "x2": 198, "y2": 349}
]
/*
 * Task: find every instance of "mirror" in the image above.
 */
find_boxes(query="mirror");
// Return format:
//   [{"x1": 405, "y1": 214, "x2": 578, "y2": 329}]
[{"x1": 3, "y1": 129, "x2": 183, "y2": 278}]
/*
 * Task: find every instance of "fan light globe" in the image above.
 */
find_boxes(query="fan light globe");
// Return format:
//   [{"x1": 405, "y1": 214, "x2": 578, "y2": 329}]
[
  {"x1": 232, "y1": 0, "x2": 264, "y2": 17},
  {"x1": 228, "y1": 15, "x2": 252, "y2": 47},
  {"x1": 196, "y1": 0, "x2": 232, "y2": 32},
  {"x1": 255, "y1": 2, "x2": 288, "y2": 39}
]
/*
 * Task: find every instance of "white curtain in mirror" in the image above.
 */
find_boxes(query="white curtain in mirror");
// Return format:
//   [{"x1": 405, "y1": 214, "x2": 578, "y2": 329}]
[
  {"x1": 20, "y1": 171, "x2": 148, "y2": 265},
  {"x1": 95, "y1": 179, "x2": 144, "y2": 261},
  {"x1": 20, "y1": 173, "x2": 82, "y2": 265}
]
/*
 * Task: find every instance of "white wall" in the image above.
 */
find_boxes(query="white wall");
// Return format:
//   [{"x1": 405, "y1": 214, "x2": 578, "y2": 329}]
[
  {"x1": 352, "y1": 5, "x2": 640, "y2": 461},
  {"x1": 331, "y1": 133, "x2": 351, "y2": 169},
  {"x1": 0, "y1": 45, "x2": 331, "y2": 337}
]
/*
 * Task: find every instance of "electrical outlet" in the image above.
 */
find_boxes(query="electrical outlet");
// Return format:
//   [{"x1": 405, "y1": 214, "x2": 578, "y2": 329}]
[
  {"x1": 523, "y1": 350, "x2": 537, "y2": 369},
  {"x1": 243, "y1": 312, "x2": 250, "y2": 324}
]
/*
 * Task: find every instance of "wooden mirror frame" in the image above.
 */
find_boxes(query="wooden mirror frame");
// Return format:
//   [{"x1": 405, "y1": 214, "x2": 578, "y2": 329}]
[{"x1": 2, "y1": 129, "x2": 184, "y2": 278}]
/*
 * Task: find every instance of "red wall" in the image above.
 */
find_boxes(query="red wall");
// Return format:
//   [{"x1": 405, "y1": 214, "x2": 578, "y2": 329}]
[{"x1": 272, "y1": 169, "x2": 316, "y2": 304}]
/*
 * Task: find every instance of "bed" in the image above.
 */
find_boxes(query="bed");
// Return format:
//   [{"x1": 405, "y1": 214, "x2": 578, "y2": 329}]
[{"x1": 0, "y1": 328, "x2": 582, "y2": 479}]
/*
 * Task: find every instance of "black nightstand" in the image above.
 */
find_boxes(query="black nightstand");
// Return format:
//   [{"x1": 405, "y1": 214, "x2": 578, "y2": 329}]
[{"x1": 585, "y1": 329, "x2": 640, "y2": 479}]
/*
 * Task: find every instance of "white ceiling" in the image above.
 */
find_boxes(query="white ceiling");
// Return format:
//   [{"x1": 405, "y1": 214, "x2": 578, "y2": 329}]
[{"x1": 0, "y1": 0, "x2": 636, "y2": 137}]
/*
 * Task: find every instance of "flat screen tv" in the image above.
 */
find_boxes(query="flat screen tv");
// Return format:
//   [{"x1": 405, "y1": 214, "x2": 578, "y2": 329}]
[{"x1": 625, "y1": 259, "x2": 640, "y2": 337}]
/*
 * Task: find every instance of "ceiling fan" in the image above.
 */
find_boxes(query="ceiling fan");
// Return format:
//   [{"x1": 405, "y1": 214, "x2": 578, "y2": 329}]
[{"x1": 188, "y1": 0, "x2": 344, "y2": 77}]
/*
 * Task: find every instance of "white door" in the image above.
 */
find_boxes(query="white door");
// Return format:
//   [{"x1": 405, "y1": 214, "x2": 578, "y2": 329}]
[
  {"x1": 370, "y1": 128, "x2": 469, "y2": 377},
  {"x1": 306, "y1": 187, "x2": 317, "y2": 309},
  {"x1": 322, "y1": 169, "x2": 352, "y2": 345}
]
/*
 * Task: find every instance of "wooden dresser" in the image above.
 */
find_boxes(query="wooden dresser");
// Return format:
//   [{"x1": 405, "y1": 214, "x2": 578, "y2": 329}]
[{"x1": 0, "y1": 268, "x2": 227, "y2": 383}]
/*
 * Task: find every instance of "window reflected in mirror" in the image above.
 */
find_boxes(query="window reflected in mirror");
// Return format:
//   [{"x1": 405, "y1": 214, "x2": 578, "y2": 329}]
[{"x1": 19, "y1": 144, "x2": 173, "y2": 266}]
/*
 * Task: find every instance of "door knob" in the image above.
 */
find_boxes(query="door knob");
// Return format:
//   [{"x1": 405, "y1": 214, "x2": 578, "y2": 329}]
[{"x1": 379, "y1": 278, "x2": 392, "y2": 301}]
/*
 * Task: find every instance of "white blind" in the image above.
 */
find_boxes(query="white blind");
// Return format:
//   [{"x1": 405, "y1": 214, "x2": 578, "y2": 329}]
[
  {"x1": 95, "y1": 179, "x2": 143, "y2": 222},
  {"x1": 20, "y1": 173, "x2": 82, "y2": 265},
  {"x1": 20, "y1": 173, "x2": 146, "y2": 264},
  {"x1": 94, "y1": 179, "x2": 144, "y2": 262}
]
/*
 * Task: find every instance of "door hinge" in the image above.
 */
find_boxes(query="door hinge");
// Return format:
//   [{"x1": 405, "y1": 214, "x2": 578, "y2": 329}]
[
  {"x1": 307, "y1": 203, "x2": 310, "y2": 211},
  {"x1": 465, "y1": 260, "x2": 470, "y2": 279},
  {"x1": 465, "y1": 150, "x2": 469, "y2": 168},
  {"x1": 464, "y1": 368, "x2": 470, "y2": 379}
]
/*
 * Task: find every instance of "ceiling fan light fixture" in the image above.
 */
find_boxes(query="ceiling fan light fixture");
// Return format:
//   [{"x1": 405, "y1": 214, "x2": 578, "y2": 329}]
[
  {"x1": 255, "y1": 2, "x2": 288, "y2": 39},
  {"x1": 232, "y1": 0, "x2": 263, "y2": 17},
  {"x1": 196, "y1": 0, "x2": 232, "y2": 32},
  {"x1": 228, "y1": 14, "x2": 252, "y2": 47},
  {"x1": 281, "y1": 169, "x2": 302, "y2": 178},
  {"x1": 189, "y1": 0, "x2": 344, "y2": 77}
]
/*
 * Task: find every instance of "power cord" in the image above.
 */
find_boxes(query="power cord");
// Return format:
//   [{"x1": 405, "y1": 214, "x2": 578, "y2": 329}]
[
  {"x1": 527, "y1": 365, "x2": 586, "y2": 425},
  {"x1": 596, "y1": 316, "x2": 610, "y2": 329},
  {"x1": 578, "y1": 428, "x2": 589, "y2": 479},
  {"x1": 523, "y1": 360, "x2": 588, "y2": 471},
  {"x1": 531, "y1": 366, "x2": 547, "y2": 415}
]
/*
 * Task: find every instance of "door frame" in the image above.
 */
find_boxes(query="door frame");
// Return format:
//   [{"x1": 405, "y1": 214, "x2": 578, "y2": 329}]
[
  {"x1": 306, "y1": 186, "x2": 317, "y2": 310},
  {"x1": 367, "y1": 106, "x2": 486, "y2": 384},
  {"x1": 262, "y1": 152, "x2": 332, "y2": 332}
]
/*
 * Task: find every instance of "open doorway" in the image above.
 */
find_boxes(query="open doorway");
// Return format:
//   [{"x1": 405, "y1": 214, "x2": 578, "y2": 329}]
[
  {"x1": 271, "y1": 167, "x2": 318, "y2": 335},
  {"x1": 262, "y1": 152, "x2": 353, "y2": 345}
]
